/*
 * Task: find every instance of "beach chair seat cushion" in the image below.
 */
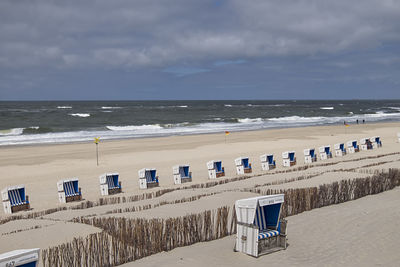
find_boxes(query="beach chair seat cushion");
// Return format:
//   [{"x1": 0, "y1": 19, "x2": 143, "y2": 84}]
[{"x1": 258, "y1": 230, "x2": 280, "y2": 240}]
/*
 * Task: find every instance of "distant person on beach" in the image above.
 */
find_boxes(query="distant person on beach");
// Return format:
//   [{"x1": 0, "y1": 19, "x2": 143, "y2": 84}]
[
  {"x1": 356, "y1": 119, "x2": 359, "y2": 124},
  {"x1": 363, "y1": 119, "x2": 365, "y2": 124},
  {"x1": 344, "y1": 121, "x2": 346, "y2": 125}
]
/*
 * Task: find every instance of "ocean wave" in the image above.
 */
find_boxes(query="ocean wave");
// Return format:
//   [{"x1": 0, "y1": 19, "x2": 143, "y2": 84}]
[
  {"x1": 0, "y1": 128, "x2": 24, "y2": 136},
  {"x1": 387, "y1": 107, "x2": 400, "y2": 111},
  {"x1": 69, "y1": 113, "x2": 90, "y2": 118},
  {"x1": 57, "y1": 106, "x2": 72, "y2": 109},
  {"x1": 238, "y1": 118, "x2": 263, "y2": 123},
  {"x1": 106, "y1": 125, "x2": 163, "y2": 131},
  {"x1": 224, "y1": 104, "x2": 232, "y2": 107},
  {"x1": 0, "y1": 126, "x2": 40, "y2": 136},
  {"x1": 2, "y1": 111, "x2": 400, "y2": 146},
  {"x1": 101, "y1": 106, "x2": 122, "y2": 109},
  {"x1": 320, "y1": 107, "x2": 334, "y2": 110}
]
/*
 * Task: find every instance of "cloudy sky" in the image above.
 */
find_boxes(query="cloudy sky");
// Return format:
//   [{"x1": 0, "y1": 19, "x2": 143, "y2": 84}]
[{"x1": 1, "y1": 0, "x2": 399, "y2": 100}]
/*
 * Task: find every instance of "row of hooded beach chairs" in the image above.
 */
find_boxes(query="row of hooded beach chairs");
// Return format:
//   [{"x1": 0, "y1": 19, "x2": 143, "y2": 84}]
[
  {"x1": 1, "y1": 136, "x2": 384, "y2": 214},
  {"x1": 302, "y1": 136, "x2": 382, "y2": 165}
]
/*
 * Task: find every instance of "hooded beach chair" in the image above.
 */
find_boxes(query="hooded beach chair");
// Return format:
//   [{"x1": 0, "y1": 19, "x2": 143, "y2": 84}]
[
  {"x1": 334, "y1": 143, "x2": 346, "y2": 157},
  {"x1": 138, "y1": 168, "x2": 159, "y2": 189},
  {"x1": 260, "y1": 154, "x2": 276, "y2": 171},
  {"x1": 370, "y1": 136, "x2": 382, "y2": 148},
  {"x1": 360, "y1": 138, "x2": 373, "y2": 151},
  {"x1": 0, "y1": 248, "x2": 40, "y2": 267},
  {"x1": 99, "y1": 173, "x2": 122, "y2": 196},
  {"x1": 303, "y1": 148, "x2": 317, "y2": 164},
  {"x1": 173, "y1": 165, "x2": 192, "y2": 184},
  {"x1": 319, "y1": 145, "x2": 333, "y2": 160},
  {"x1": 207, "y1": 160, "x2": 225, "y2": 179},
  {"x1": 1, "y1": 185, "x2": 30, "y2": 214},
  {"x1": 346, "y1": 140, "x2": 359, "y2": 153},
  {"x1": 57, "y1": 178, "x2": 82, "y2": 203},
  {"x1": 282, "y1": 151, "x2": 296, "y2": 167},
  {"x1": 398, "y1": 133, "x2": 400, "y2": 143},
  {"x1": 234, "y1": 194, "x2": 287, "y2": 257},
  {"x1": 235, "y1": 157, "x2": 252, "y2": 175}
]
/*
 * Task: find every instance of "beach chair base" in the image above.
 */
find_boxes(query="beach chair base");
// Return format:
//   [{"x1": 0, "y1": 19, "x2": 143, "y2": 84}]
[
  {"x1": 147, "y1": 182, "x2": 159, "y2": 188},
  {"x1": 258, "y1": 235, "x2": 287, "y2": 257},
  {"x1": 181, "y1": 177, "x2": 192, "y2": 183},
  {"x1": 66, "y1": 195, "x2": 82, "y2": 203},
  {"x1": 244, "y1": 168, "x2": 252, "y2": 174},
  {"x1": 108, "y1": 187, "x2": 122, "y2": 195},
  {"x1": 11, "y1": 203, "x2": 30, "y2": 213},
  {"x1": 216, "y1": 172, "x2": 225, "y2": 178}
]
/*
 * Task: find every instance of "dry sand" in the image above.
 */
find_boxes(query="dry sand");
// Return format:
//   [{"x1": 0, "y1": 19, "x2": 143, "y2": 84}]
[{"x1": 1, "y1": 122, "x2": 400, "y2": 266}]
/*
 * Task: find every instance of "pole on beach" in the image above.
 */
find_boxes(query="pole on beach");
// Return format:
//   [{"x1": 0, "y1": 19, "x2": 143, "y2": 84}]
[
  {"x1": 225, "y1": 131, "x2": 230, "y2": 143},
  {"x1": 94, "y1": 137, "x2": 100, "y2": 166}
]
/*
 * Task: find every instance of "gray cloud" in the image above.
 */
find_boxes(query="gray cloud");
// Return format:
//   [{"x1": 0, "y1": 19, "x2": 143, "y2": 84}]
[
  {"x1": 1, "y1": 0, "x2": 399, "y2": 70},
  {"x1": 0, "y1": 0, "x2": 399, "y2": 99}
]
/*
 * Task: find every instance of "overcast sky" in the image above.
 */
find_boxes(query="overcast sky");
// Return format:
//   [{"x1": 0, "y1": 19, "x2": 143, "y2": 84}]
[{"x1": 1, "y1": 0, "x2": 399, "y2": 100}]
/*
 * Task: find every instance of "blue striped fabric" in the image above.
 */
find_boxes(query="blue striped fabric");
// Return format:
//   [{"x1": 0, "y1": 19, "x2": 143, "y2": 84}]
[
  {"x1": 8, "y1": 189, "x2": 23, "y2": 206},
  {"x1": 258, "y1": 230, "x2": 279, "y2": 240},
  {"x1": 254, "y1": 205, "x2": 267, "y2": 231},
  {"x1": 107, "y1": 176, "x2": 116, "y2": 189},
  {"x1": 64, "y1": 181, "x2": 77, "y2": 196}
]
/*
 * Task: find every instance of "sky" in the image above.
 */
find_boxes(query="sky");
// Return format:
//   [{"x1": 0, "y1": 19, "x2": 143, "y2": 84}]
[{"x1": 0, "y1": 0, "x2": 400, "y2": 100}]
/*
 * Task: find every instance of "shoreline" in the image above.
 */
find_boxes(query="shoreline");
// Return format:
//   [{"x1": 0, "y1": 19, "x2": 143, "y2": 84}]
[{"x1": 0, "y1": 120, "x2": 398, "y2": 150}]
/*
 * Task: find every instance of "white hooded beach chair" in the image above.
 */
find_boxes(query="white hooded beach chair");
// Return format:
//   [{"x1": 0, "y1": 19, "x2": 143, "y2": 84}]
[
  {"x1": 347, "y1": 140, "x2": 359, "y2": 153},
  {"x1": 370, "y1": 136, "x2": 382, "y2": 148},
  {"x1": 1, "y1": 185, "x2": 30, "y2": 214},
  {"x1": 99, "y1": 173, "x2": 122, "y2": 196},
  {"x1": 334, "y1": 143, "x2": 346, "y2": 157},
  {"x1": 207, "y1": 160, "x2": 225, "y2": 179},
  {"x1": 260, "y1": 154, "x2": 276, "y2": 171},
  {"x1": 397, "y1": 133, "x2": 400, "y2": 143},
  {"x1": 282, "y1": 151, "x2": 296, "y2": 167},
  {"x1": 319, "y1": 145, "x2": 332, "y2": 160},
  {"x1": 57, "y1": 178, "x2": 82, "y2": 203},
  {"x1": 173, "y1": 165, "x2": 192, "y2": 184},
  {"x1": 139, "y1": 168, "x2": 159, "y2": 189},
  {"x1": 303, "y1": 148, "x2": 317, "y2": 164},
  {"x1": 360, "y1": 138, "x2": 373, "y2": 151},
  {"x1": 235, "y1": 194, "x2": 287, "y2": 257},
  {"x1": 235, "y1": 157, "x2": 252, "y2": 175},
  {"x1": 0, "y1": 248, "x2": 40, "y2": 267}
]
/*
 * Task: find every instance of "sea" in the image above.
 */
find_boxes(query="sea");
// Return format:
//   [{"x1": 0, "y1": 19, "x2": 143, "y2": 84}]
[{"x1": 1, "y1": 100, "x2": 400, "y2": 146}]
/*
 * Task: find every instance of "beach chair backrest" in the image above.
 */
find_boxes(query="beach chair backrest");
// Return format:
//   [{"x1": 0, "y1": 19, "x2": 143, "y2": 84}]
[
  {"x1": 8, "y1": 188, "x2": 24, "y2": 206},
  {"x1": 289, "y1": 152, "x2": 295, "y2": 161},
  {"x1": 106, "y1": 174, "x2": 118, "y2": 188},
  {"x1": 179, "y1": 166, "x2": 190, "y2": 177},
  {"x1": 242, "y1": 158, "x2": 249, "y2": 168},
  {"x1": 340, "y1": 144, "x2": 345, "y2": 151},
  {"x1": 352, "y1": 141, "x2": 357, "y2": 148},
  {"x1": 63, "y1": 180, "x2": 78, "y2": 196},
  {"x1": 215, "y1": 161, "x2": 222, "y2": 171},
  {"x1": 310, "y1": 149, "x2": 315, "y2": 157},
  {"x1": 267, "y1": 155, "x2": 274, "y2": 164},
  {"x1": 325, "y1": 146, "x2": 330, "y2": 154},
  {"x1": 254, "y1": 202, "x2": 282, "y2": 231}
]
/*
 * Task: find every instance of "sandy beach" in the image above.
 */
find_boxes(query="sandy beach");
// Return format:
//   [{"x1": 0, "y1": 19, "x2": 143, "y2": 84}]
[{"x1": 1, "y1": 122, "x2": 400, "y2": 266}]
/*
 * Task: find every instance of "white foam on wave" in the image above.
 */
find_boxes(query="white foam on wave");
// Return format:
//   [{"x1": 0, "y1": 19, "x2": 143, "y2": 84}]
[
  {"x1": 177, "y1": 105, "x2": 188, "y2": 108},
  {"x1": 320, "y1": 107, "x2": 334, "y2": 110},
  {"x1": 106, "y1": 125, "x2": 163, "y2": 131},
  {"x1": 224, "y1": 104, "x2": 232, "y2": 107},
  {"x1": 0, "y1": 128, "x2": 24, "y2": 136},
  {"x1": 101, "y1": 106, "x2": 122, "y2": 109},
  {"x1": 238, "y1": 118, "x2": 263, "y2": 123},
  {"x1": 387, "y1": 107, "x2": 400, "y2": 111},
  {"x1": 57, "y1": 106, "x2": 72, "y2": 109},
  {"x1": 69, "y1": 113, "x2": 90, "y2": 118}
]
